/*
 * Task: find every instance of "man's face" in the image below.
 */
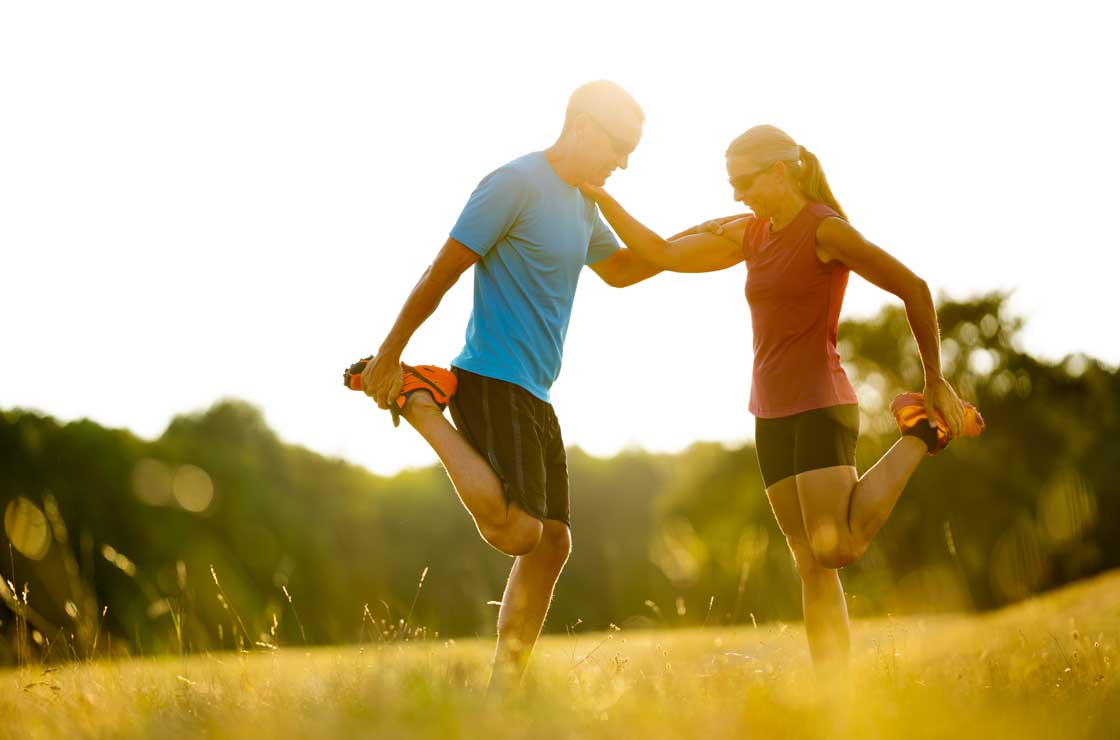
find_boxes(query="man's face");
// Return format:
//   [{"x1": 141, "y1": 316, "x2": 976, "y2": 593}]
[{"x1": 579, "y1": 111, "x2": 643, "y2": 187}]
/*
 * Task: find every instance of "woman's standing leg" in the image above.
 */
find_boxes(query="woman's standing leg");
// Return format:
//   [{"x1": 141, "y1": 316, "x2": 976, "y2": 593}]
[{"x1": 766, "y1": 475, "x2": 850, "y2": 667}]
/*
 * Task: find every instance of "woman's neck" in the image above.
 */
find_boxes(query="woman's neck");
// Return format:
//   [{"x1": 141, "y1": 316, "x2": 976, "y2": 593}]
[{"x1": 770, "y1": 192, "x2": 808, "y2": 231}]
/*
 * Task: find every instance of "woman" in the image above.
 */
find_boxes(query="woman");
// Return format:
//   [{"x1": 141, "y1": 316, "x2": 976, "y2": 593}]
[{"x1": 582, "y1": 125, "x2": 983, "y2": 667}]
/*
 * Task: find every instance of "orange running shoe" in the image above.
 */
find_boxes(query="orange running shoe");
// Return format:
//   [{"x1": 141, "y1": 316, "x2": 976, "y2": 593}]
[
  {"x1": 343, "y1": 356, "x2": 373, "y2": 391},
  {"x1": 890, "y1": 391, "x2": 985, "y2": 455},
  {"x1": 343, "y1": 358, "x2": 457, "y2": 427}
]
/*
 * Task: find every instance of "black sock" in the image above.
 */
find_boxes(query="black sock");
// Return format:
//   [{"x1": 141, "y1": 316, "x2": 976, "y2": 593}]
[{"x1": 903, "y1": 422, "x2": 940, "y2": 451}]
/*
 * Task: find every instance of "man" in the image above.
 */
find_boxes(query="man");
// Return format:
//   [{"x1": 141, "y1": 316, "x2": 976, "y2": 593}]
[{"x1": 359, "y1": 80, "x2": 659, "y2": 690}]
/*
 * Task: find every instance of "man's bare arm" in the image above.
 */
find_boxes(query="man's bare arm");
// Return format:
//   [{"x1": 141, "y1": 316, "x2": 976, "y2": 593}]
[{"x1": 361, "y1": 238, "x2": 479, "y2": 409}]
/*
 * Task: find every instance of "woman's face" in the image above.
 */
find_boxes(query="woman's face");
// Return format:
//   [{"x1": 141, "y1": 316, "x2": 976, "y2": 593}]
[{"x1": 726, "y1": 155, "x2": 779, "y2": 217}]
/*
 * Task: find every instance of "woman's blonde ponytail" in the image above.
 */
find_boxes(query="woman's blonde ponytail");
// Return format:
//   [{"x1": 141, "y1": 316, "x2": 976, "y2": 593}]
[{"x1": 795, "y1": 145, "x2": 847, "y2": 220}]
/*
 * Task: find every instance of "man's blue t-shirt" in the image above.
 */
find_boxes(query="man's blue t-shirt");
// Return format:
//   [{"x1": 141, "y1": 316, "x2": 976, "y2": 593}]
[{"x1": 449, "y1": 151, "x2": 620, "y2": 403}]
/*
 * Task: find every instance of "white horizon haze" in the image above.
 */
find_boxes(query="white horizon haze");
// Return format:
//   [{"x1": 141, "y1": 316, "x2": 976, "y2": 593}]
[{"x1": 2, "y1": 1, "x2": 1116, "y2": 476}]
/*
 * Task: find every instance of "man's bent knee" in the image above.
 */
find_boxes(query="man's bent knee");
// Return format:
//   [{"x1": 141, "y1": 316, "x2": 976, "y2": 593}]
[
  {"x1": 482, "y1": 517, "x2": 543, "y2": 556},
  {"x1": 535, "y1": 523, "x2": 572, "y2": 571}
]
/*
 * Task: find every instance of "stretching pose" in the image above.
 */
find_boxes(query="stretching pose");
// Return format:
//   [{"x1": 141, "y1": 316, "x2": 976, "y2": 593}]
[
  {"x1": 356, "y1": 81, "x2": 660, "y2": 690},
  {"x1": 581, "y1": 125, "x2": 983, "y2": 668}
]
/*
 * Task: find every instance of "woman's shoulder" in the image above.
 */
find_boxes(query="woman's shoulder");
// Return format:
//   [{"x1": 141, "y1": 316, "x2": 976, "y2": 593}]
[
  {"x1": 804, "y1": 201, "x2": 842, "y2": 220},
  {"x1": 737, "y1": 215, "x2": 767, "y2": 258},
  {"x1": 742, "y1": 214, "x2": 766, "y2": 240}
]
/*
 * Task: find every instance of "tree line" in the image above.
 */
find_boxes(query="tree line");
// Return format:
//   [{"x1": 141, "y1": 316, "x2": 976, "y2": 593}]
[{"x1": 2, "y1": 294, "x2": 1116, "y2": 664}]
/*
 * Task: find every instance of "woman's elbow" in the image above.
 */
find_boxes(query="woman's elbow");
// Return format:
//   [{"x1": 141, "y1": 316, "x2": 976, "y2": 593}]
[
  {"x1": 900, "y1": 277, "x2": 932, "y2": 307},
  {"x1": 607, "y1": 270, "x2": 645, "y2": 288}
]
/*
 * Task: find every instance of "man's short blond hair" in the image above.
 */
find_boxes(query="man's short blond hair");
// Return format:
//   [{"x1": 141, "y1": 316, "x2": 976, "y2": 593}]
[{"x1": 563, "y1": 80, "x2": 644, "y2": 131}]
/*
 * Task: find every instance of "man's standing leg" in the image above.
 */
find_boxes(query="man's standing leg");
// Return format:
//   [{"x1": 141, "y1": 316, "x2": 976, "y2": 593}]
[
  {"x1": 480, "y1": 383, "x2": 572, "y2": 692},
  {"x1": 489, "y1": 520, "x2": 571, "y2": 692},
  {"x1": 401, "y1": 381, "x2": 572, "y2": 692}
]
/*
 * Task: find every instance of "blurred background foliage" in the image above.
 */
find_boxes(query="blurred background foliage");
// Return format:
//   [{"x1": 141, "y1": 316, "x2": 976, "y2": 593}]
[{"x1": 2, "y1": 293, "x2": 1117, "y2": 664}]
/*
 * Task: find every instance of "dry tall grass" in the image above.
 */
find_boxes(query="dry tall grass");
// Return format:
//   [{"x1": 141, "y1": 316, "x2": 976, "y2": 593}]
[{"x1": 4, "y1": 571, "x2": 1119, "y2": 740}]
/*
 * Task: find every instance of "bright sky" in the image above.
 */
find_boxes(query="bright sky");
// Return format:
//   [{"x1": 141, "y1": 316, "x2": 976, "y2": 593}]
[{"x1": 3, "y1": 1, "x2": 1116, "y2": 476}]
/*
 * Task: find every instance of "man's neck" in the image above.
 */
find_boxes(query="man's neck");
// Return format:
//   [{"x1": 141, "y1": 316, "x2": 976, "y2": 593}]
[{"x1": 544, "y1": 140, "x2": 582, "y2": 187}]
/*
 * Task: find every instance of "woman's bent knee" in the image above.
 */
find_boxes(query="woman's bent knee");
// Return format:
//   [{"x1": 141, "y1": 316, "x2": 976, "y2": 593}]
[
  {"x1": 811, "y1": 548, "x2": 854, "y2": 570},
  {"x1": 788, "y1": 540, "x2": 824, "y2": 576},
  {"x1": 809, "y1": 539, "x2": 865, "y2": 570},
  {"x1": 789, "y1": 537, "x2": 857, "y2": 573},
  {"x1": 805, "y1": 522, "x2": 864, "y2": 569}
]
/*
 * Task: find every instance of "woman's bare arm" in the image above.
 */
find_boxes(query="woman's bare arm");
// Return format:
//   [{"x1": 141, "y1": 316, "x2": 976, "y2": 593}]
[{"x1": 583, "y1": 185, "x2": 747, "y2": 273}]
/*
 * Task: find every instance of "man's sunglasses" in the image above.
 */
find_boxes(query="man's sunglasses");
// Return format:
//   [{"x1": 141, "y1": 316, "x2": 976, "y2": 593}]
[{"x1": 589, "y1": 115, "x2": 633, "y2": 158}]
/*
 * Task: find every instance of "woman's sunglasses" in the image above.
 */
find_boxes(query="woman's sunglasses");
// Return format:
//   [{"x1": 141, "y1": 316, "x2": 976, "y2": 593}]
[{"x1": 729, "y1": 166, "x2": 771, "y2": 192}]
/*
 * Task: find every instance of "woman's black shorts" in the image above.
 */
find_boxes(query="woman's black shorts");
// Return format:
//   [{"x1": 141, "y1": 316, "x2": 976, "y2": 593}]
[
  {"x1": 754, "y1": 404, "x2": 859, "y2": 489},
  {"x1": 448, "y1": 368, "x2": 570, "y2": 526}
]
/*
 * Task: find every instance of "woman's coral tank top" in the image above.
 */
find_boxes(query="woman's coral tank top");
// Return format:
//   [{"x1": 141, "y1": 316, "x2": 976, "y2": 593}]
[{"x1": 743, "y1": 201, "x2": 858, "y2": 418}]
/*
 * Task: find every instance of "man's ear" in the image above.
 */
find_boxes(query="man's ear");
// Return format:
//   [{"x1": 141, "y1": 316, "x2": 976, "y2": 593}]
[{"x1": 571, "y1": 112, "x2": 591, "y2": 141}]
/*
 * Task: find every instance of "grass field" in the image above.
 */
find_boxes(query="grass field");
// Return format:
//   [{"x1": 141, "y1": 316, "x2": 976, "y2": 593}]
[{"x1": 4, "y1": 570, "x2": 1119, "y2": 740}]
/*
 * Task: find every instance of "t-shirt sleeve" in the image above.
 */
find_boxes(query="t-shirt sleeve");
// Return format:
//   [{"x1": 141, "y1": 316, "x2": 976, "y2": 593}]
[
  {"x1": 585, "y1": 212, "x2": 620, "y2": 265},
  {"x1": 449, "y1": 166, "x2": 529, "y2": 257}
]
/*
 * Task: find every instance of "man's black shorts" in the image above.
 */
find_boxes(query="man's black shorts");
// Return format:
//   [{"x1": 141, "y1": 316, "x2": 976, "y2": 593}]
[
  {"x1": 754, "y1": 404, "x2": 860, "y2": 489},
  {"x1": 448, "y1": 368, "x2": 570, "y2": 526}
]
